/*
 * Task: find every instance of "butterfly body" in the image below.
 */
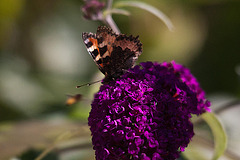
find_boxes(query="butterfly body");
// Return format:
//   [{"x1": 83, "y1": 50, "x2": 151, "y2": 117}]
[{"x1": 82, "y1": 26, "x2": 142, "y2": 83}]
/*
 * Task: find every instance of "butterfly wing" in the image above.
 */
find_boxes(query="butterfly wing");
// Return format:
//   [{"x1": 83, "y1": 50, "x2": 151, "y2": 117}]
[
  {"x1": 112, "y1": 34, "x2": 142, "y2": 71},
  {"x1": 82, "y1": 26, "x2": 142, "y2": 82},
  {"x1": 82, "y1": 32, "x2": 105, "y2": 74},
  {"x1": 96, "y1": 26, "x2": 143, "y2": 80}
]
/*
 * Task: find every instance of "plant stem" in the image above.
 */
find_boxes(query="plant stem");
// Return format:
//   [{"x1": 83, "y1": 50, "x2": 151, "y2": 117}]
[{"x1": 104, "y1": 0, "x2": 120, "y2": 33}]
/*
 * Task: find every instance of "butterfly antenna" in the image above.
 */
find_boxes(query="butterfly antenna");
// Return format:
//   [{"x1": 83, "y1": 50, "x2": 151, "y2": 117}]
[{"x1": 76, "y1": 79, "x2": 102, "y2": 88}]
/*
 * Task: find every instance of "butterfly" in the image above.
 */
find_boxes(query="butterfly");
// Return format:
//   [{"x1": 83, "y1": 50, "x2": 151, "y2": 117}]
[{"x1": 82, "y1": 26, "x2": 142, "y2": 83}]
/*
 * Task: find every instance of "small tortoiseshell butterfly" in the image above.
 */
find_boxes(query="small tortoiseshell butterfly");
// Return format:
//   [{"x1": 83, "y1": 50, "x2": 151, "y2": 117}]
[{"x1": 82, "y1": 26, "x2": 142, "y2": 83}]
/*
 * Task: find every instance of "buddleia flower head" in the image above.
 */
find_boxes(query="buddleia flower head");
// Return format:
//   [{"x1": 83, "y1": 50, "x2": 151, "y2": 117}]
[{"x1": 88, "y1": 61, "x2": 211, "y2": 160}]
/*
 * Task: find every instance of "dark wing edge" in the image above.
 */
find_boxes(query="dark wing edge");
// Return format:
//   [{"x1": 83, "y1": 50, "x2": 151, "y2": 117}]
[
  {"x1": 96, "y1": 26, "x2": 116, "y2": 36},
  {"x1": 116, "y1": 34, "x2": 143, "y2": 56}
]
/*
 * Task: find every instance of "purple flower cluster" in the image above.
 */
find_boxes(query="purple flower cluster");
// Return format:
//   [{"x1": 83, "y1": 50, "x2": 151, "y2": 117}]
[
  {"x1": 162, "y1": 61, "x2": 211, "y2": 113},
  {"x1": 88, "y1": 61, "x2": 211, "y2": 160},
  {"x1": 82, "y1": 0, "x2": 105, "y2": 20}
]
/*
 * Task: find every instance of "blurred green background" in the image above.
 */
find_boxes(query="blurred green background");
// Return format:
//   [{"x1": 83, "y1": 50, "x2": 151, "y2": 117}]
[{"x1": 0, "y1": 0, "x2": 240, "y2": 159}]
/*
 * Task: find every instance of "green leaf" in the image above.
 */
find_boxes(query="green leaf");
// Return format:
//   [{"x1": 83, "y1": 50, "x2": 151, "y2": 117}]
[
  {"x1": 202, "y1": 112, "x2": 227, "y2": 160},
  {"x1": 114, "y1": 1, "x2": 174, "y2": 31}
]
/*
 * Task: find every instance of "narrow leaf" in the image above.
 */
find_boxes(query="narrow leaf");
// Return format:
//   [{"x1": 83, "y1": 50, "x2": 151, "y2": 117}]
[
  {"x1": 114, "y1": 1, "x2": 174, "y2": 31},
  {"x1": 103, "y1": 8, "x2": 131, "y2": 17},
  {"x1": 202, "y1": 112, "x2": 227, "y2": 160}
]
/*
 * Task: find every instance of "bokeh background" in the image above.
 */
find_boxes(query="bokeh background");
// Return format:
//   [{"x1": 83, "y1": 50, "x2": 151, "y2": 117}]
[{"x1": 0, "y1": 0, "x2": 240, "y2": 159}]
